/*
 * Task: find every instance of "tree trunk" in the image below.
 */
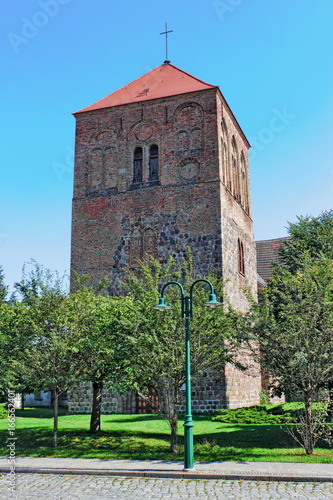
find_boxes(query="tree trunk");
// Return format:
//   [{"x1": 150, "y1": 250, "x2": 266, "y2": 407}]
[
  {"x1": 90, "y1": 381, "x2": 103, "y2": 433},
  {"x1": 157, "y1": 379, "x2": 180, "y2": 453},
  {"x1": 53, "y1": 389, "x2": 59, "y2": 447},
  {"x1": 327, "y1": 381, "x2": 333, "y2": 422},
  {"x1": 21, "y1": 393, "x2": 25, "y2": 411},
  {"x1": 304, "y1": 395, "x2": 313, "y2": 455},
  {"x1": 169, "y1": 412, "x2": 179, "y2": 454}
]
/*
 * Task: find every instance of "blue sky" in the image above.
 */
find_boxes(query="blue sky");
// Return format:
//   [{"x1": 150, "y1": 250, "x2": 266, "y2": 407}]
[{"x1": 1, "y1": 0, "x2": 332, "y2": 291}]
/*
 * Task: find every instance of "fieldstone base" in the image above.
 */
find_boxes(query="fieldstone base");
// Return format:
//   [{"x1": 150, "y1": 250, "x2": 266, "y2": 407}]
[
  {"x1": 68, "y1": 383, "x2": 136, "y2": 414},
  {"x1": 68, "y1": 360, "x2": 262, "y2": 415}
]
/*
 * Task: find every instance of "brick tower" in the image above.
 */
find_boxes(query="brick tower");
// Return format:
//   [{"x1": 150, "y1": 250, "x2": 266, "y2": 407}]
[{"x1": 70, "y1": 62, "x2": 261, "y2": 411}]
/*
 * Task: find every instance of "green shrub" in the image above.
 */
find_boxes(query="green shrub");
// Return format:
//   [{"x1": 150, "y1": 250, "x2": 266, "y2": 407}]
[
  {"x1": 0, "y1": 403, "x2": 8, "y2": 419},
  {"x1": 212, "y1": 405, "x2": 297, "y2": 424},
  {"x1": 259, "y1": 389, "x2": 270, "y2": 406}
]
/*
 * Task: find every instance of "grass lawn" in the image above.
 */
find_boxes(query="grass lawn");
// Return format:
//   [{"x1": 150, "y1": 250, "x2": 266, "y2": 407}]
[{"x1": 0, "y1": 408, "x2": 332, "y2": 463}]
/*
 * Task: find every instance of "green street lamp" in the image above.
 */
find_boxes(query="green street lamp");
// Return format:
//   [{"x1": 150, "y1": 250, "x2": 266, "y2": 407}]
[{"x1": 153, "y1": 278, "x2": 223, "y2": 471}]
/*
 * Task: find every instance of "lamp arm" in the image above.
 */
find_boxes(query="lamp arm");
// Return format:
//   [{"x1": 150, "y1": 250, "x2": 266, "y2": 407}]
[
  {"x1": 160, "y1": 281, "x2": 185, "y2": 317},
  {"x1": 189, "y1": 278, "x2": 215, "y2": 317}
]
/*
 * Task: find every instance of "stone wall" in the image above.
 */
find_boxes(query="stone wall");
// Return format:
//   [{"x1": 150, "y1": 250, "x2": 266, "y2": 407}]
[
  {"x1": 68, "y1": 365, "x2": 262, "y2": 415},
  {"x1": 68, "y1": 374, "x2": 227, "y2": 415},
  {"x1": 179, "y1": 371, "x2": 227, "y2": 413},
  {"x1": 68, "y1": 383, "x2": 136, "y2": 414}
]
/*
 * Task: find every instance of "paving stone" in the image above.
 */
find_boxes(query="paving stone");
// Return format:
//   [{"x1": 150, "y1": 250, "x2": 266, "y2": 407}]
[{"x1": 1, "y1": 473, "x2": 333, "y2": 499}]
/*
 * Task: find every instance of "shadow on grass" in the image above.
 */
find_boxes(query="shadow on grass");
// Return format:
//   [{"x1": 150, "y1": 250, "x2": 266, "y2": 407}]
[
  {"x1": 13, "y1": 408, "x2": 68, "y2": 419},
  {"x1": 105, "y1": 414, "x2": 165, "y2": 424},
  {"x1": 0, "y1": 423, "x2": 327, "y2": 460},
  {"x1": 1, "y1": 410, "x2": 332, "y2": 463},
  {"x1": 1, "y1": 426, "x2": 331, "y2": 462},
  {"x1": 105, "y1": 413, "x2": 218, "y2": 424},
  {"x1": 0, "y1": 427, "x2": 172, "y2": 460}
]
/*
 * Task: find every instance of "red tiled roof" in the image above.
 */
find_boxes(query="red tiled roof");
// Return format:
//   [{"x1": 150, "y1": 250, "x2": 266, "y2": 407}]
[{"x1": 74, "y1": 63, "x2": 218, "y2": 114}]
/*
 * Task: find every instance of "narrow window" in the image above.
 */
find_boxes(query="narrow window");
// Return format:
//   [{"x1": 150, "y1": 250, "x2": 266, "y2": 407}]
[
  {"x1": 133, "y1": 147, "x2": 143, "y2": 182},
  {"x1": 221, "y1": 119, "x2": 228, "y2": 186},
  {"x1": 238, "y1": 239, "x2": 245, "y2": 275},
  {"x1": 240, "y1": 151, "x2": 249, "y2": 214},
  {"x1": 149, "y1": 144, "x2": 159, "y2": 181},
  {"x1": 232, "y1": 136, "x2": 240, "y2": 202}
]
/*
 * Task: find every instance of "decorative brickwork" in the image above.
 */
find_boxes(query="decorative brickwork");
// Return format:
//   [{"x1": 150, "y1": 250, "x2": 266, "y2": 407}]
[{"x1": 69, "y1": 64, "x2": 261, "y2": 414}]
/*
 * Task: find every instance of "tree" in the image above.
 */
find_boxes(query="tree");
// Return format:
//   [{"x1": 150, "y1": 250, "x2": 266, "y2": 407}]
[
  {"x1": 279, "y1": 210, "x2": 333, "y2": 420},
  {"x1": 0, "y1": 267, "x2": 8, "y2": 302},
  {"x1": 0, "y1": 264, "x2": 40, "y2": 407},
  {"x1": 12, "y1": 262, "x2": 83, "y2": 446},
  {"x1": 72, "y1": 287, "x2": 136, "y2": 433},
  {"x1": 0, "y1": 302, "x2": 27, "y2": 397},
  {"x1": 278, "y1": 210, "x2": 333, "y2": 419},
  {"x1": 124, "y1": 256, "x2": 245, "y2": 454},
  {"x1": 16, "y1": 290, "x2": 84, "y2": 446},
  {"x1": 0, "y1": 276, "x2": 36, "y2": 405},
  {"x1": 251, "y1": 258, "x2": 333, "y2": 454},
  {"x1": 0, "y1": 268, "x2": 9, "y2": 394},
  {"x1": 278, "y1": 210, "x2": 333, "y2": 272},
  {"x1": 14, "y1": 259, "x2": 68, "y2": 304},
  {"x1": 246, "y1": 211, "x2": 333, "y2": 453}
]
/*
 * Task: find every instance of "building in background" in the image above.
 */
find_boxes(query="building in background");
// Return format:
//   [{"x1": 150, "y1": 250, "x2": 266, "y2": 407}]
[
  {"x1": 69, "y1": 62, "x2": 262, "y2": 413},
  {"x1": 256, "y1": 237, "x2": 291, "y2": 284}
]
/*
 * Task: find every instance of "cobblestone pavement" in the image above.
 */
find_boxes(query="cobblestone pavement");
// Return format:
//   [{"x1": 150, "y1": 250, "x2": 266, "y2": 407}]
[{"x1": 1, "y1": 473, "x2": 333, "y2": 499}]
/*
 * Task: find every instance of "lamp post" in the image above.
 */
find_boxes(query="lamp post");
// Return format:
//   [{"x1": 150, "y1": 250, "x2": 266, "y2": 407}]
[{"x1": 153, "y1": 278, "x2": 222, "y2": 471}]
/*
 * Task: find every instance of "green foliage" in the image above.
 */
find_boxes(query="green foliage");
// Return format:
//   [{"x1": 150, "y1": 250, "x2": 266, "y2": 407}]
[
  {"x1": 212, "y1": 404, "x2": 298, "y2": 425},
  {"x1": 9, "y1": 262, "x2": 83, "y2": 446},
  {"x1": 122, "y1": 254, "x2": 242, "y2": 452},
  {"x1": 70, "y1": 287, "x2": 137, "y2": 432},
  {"x1": 259, "y1": 389, "x2": 270, "y2": 405},
  {"x1": 14, "y1": 259, "x2": 69, "y2": 304},
  {"x1": 255, "y1": 259, "x2": 333, "y2": 401},
  {"x1": 15, "y1": 294, "x2": 81, "y2": 392},
  {"x1": 251, "y1": 258, "x2": 333, "y2": 452},
  {"x1": 0, "y1": 301, "x2": 30, "y2": 395},
  {"x1": 247, "y1": 212, "x2": 333, "y2": 404},
  {"x1": 124, "y1": 254, "x2": 241, "y2": 386},
  {"x1": 0, "y1": 267, "x2": 8, "y2": 302},
  {"x1": 245, "y1": 211, "x2": 333, "y2": 454},
  {"x1": 285, "y1": 403, "x2": 333, "y2": 454},
  {"x1": 278, "y1": 210, "x2": 333, "y2": 273},
  {"x1": 0, "y1": 403, "x2": 8, "y2": 419},
  {"x1": 70, "y1": 288, "x2": 136, "y2": 387}
]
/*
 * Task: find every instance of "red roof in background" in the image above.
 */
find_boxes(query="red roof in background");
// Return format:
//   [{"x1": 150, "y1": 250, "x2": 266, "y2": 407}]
[{"x1": 74, "y1": 63, "x2": 218, "y2": 114}]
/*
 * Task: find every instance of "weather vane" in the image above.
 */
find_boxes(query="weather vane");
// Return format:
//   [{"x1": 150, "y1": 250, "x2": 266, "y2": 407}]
[{"x1": 160, "y1": 22, "x2": 173, "y2": 64}]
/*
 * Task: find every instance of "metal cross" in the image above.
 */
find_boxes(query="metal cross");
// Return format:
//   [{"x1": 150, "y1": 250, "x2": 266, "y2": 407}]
[{"x1": 160, "y1": 22, "x2": 173, "y2": 64}]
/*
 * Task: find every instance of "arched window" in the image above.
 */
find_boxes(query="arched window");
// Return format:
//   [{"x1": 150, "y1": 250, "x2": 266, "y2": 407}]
[
  {"x1": 221, "y1": 119, "x2": 228, "y2": 186},
  {"x1": 133, "y1": 147, "x2": 143, "y2": 182},
  {"x1": 149, "y1": 144, "x2": 159, "y2": 181},
  {"x1": 238, "y1": 239, "x2": 245, "y2": 275},
  {"x1": 232, "y1": 136, "x2": 240, "y2": 202},
  {"x1": 239, "y1": 151, "x2": 244, "y2": 207},
  {"x1": 240, "y1": 151, "x2": 249, "y2": 213}
]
